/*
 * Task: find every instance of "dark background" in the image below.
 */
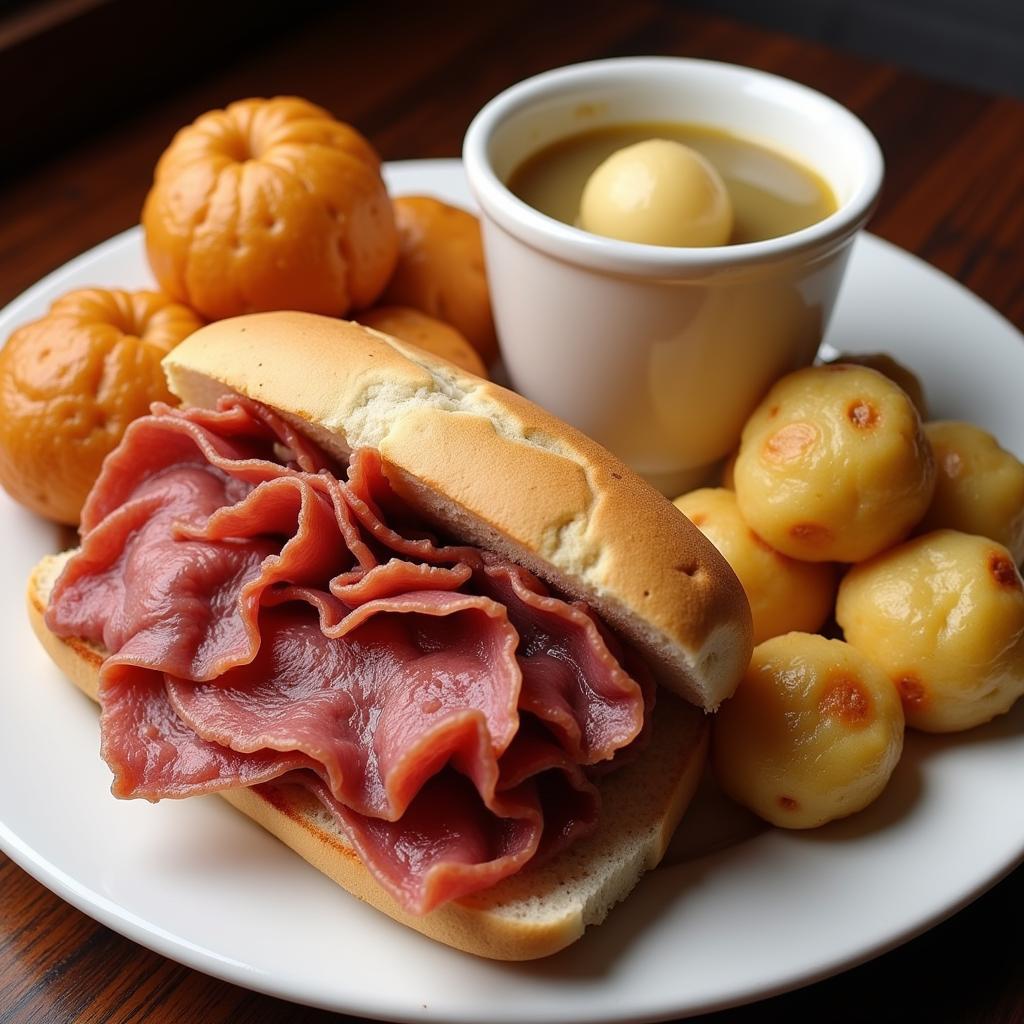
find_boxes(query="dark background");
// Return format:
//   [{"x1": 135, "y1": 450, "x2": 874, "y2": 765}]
[
  {"x1": 693, "y1": 0, "x2": 1024, "y2": 97},
  {"x1": 3, "y1": 0, "x2": 1023, "y2": 178}
]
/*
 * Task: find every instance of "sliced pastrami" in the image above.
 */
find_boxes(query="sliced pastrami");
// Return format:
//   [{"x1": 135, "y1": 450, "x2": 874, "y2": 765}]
[{"x1": 46, "y1": 398, "x2": 649, "y2": 915}]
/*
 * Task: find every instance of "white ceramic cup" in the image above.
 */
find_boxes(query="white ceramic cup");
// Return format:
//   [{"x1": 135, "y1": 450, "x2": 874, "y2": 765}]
[{"x1": 463, "y1": 57, "x2": 884, "y2": 495}]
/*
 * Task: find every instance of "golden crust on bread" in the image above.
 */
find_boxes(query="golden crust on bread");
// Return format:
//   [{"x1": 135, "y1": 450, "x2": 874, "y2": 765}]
[
  {"x1": 28, "y1": 551, "x2": 707, "y2": 961},
  {"x1": 163, "y1": 312, "x2": 752, "y2": 709}
]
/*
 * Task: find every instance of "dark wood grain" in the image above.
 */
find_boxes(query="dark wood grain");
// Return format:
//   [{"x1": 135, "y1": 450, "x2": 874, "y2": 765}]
[{"x1": 1, "y1": 4, "x2": 1021, "y2": 1022}]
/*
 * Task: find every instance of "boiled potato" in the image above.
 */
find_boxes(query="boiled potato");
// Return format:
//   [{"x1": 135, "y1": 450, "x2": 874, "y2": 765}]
[
  {"x1": 734, "y1": 364, "x2": 935, "y2": 562},
  {"x1": 919, "y1": 421, "x2": 1024, "y2": 564},
  {"x1": 579, "y1": 139, "x2": 733, "y2": 247},
  {"x1": 713, "y1": 633, "x2": 904, "y2": 828},
  {"x1": 719, "y1": 449, "x2": 737, "y2": 489},
  {"x1": 831, "y1": 351, "x2": 928, "y2": 418},
  {"x1": 837, "y1": 530, "x2": 1024, "y2": 732},
  {"x1": 674, "y1": 488, "x2": 836, "y2": 644}
]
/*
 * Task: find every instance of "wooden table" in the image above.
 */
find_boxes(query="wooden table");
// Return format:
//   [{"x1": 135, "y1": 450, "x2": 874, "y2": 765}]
[{"x1": 1, "y1": 3, "x2": 1021, "y2": 1021}]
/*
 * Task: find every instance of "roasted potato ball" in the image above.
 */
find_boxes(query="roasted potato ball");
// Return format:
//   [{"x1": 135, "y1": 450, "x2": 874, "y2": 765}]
[
  {"x1": 674, "y1": 488, "x2": 836, "y2": 644},
  {"x1": 734, "y1": 364, "x2": 935, "y2": 562},
  {"x1": 831, "y1": 351, "x2": 928, "y2": 418},
  {"x1": 713, "y1": 633, "x2": 905, "y2": 828},
  {"x1": 357, "y1": 306, "x2": 488, "y2": 378},
  {"x1": 837, "y1": 530, "x2": 1024, "y2": 732},
  {"x1": 919, "y1": 421, "x2": 1024, "y2": 564}
]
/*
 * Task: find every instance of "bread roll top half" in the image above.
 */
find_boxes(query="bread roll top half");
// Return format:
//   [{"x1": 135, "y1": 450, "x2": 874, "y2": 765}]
[{"x1": 163, "y1": 311, "x2": 752, "y2": 709}]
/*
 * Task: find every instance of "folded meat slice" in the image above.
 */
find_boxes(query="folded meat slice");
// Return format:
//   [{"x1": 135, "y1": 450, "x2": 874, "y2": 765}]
[
  {"x1": 301, "y1": 753, "x2": 599, "y2": 912},
  {"x1": 101, "y1": 664, "x2": 320, "y2": 799},
  {"x1": 477, "y1": 560, "x2": 652, "y2": 765},
  {"x1": 337, "y1": 450, "x2": 483, "y2": 566},
  {"x1": 167, "y1": 598, "x2": 523, "y2": 820},
  {"x1": 46, "y1": 398, "x2": 651, "y2": 914}
]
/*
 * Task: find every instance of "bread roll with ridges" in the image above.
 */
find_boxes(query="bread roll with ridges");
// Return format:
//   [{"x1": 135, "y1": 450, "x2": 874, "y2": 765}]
[
  {"x1": 162, "y1": 311, "x2": 751, "y2": 710},
  {"x1": 28, "y1": 551, "x2": 707, "y2": 961}
]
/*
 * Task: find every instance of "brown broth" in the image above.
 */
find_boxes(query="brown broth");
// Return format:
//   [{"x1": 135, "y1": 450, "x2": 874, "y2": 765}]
[{"x1": 507, "y1": 122, "x2": 838, "y2": 245}]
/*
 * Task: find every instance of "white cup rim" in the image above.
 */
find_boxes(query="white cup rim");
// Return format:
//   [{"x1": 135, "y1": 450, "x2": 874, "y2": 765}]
[{"x1": 463, "y1": 56, "x2": 884, "y2": 276}]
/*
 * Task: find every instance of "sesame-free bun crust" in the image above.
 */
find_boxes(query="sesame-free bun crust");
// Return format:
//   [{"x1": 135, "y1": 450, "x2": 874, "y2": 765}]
[
  {"x1": 28, "y1": 551, "x2": 707, "y2": 960},
  {"x1": 163, "y1": 312, "x2": 751, "y2": 710}
]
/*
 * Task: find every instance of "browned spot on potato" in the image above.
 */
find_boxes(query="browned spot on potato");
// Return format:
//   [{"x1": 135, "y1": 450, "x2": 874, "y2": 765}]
[
  {"x1": 688, "y1": 512, "x2": 708, "y2": 527},
  {"x1": 748, "y1": 529, "x2": 775, "y2": 553},
  {"x1": 777, "y1": 795, "x2": 799, "y2": 810},
  {"x1": 897, "y1": 673, "x2": 929, "y2": 710},
  {"x1": 846, "y1": 400, "x2": 879, "y2": 429},
  {"x1": 989, "y1": 553, "x2": 1022, "y2": 590},
  {"x1": 763, "y1": 422, "x2": 817, "y2": 463},
  {"x1": 820, "y1": 674, "x2": 873, "y2": 725},
  {"x1": 789, "y1": 522, "x2": 833, "y2": 544},
  {"x1": 767, "y1": 404, "x2": 780, "y2": 419},
  {"x1": 824, "y1": 363, "x2": 852, "y2": 372},
  {"x1": 942, "y1": 449, "x2": 963, "y2": 478}
]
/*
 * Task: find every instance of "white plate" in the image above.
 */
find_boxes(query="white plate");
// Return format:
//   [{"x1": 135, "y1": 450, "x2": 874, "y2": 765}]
[{"x1": 1, "y1": 159, "x2": 1022, "y2": 1023}]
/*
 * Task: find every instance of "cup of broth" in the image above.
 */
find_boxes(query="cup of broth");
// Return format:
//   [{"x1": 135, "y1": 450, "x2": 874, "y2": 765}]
[{"x1": 463, "y1": 58, "x2": 883, "y2": 494}]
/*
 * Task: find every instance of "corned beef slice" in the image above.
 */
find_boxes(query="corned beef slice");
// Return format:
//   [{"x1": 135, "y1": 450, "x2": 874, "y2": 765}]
[{"x1": 46, "y1": 397, "x2": 652, "y2": 914}]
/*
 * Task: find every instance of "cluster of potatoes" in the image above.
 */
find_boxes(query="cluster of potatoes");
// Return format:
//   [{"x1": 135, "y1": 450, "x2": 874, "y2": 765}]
[
  {"x1": 0, "y1": 97, "x2": 494, "y2": 527},
  {"x1": 675, "y1": 356, "x2": 1024, "y2": 829}
]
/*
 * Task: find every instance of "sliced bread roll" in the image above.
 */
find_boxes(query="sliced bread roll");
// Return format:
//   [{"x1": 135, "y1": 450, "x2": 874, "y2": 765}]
[
  {"x1": 29, "y1": 550, "x2": 707, "y2": 961},
  {"x1": 163, "y1": 312, "x2": 752, "y2": 709},
  {"x1": 29, "y1": 312, "x2": 750, "y2": 959}
]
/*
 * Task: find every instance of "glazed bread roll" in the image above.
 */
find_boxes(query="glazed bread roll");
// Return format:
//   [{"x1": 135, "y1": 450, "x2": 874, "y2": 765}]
[
  {"x1": 0, "y1": 288, "x2": 202, "y2": 525},
  {"x1": 357, "y1": 305, "x2": 488, "y2": 378},
  {"x1": 143, "y1": 97, "x2": 397, "y2": 320},
  {"x1": 28, "y1": 312, "x2": 754, "y2": 959},
  {"x1": 382, "y1": 196, "x2": 498, "y2": 364},
  {"x1": 163, "y1": 312, "x2": 752, "y2": 707}
]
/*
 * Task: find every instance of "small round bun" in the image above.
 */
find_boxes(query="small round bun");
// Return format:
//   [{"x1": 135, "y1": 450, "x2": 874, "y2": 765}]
[
  {"x1": 357, "y1": 305, "x2": 487, "y2": 378},
  {"x1": 163, "y1": 312, "x2": 752, "y2": 709},
  {"x1": 143, "y1": 97, "x2": 397, "y2": 320},
  {"x1": 0, "y1": 287, "x2": 201, "y2": 525},
  {"x1": 381, "y1": 196, "x2": 498, "y2": 364}
]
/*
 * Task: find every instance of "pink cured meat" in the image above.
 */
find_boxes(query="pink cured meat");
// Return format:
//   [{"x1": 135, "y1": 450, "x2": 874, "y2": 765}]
[{"x1": 46, "y1": 398, "x2": 650, "y2": 914}]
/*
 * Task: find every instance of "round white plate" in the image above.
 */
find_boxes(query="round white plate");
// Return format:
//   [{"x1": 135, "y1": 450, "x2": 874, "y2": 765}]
[{"x1": 1, "y1": 159, "x2": 1022, "y2": 1023}]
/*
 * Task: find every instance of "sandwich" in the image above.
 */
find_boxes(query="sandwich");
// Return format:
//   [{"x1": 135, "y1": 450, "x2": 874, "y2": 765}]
[{"x1": 27, "y1": 312, "x2": 752, "y2": 960}]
